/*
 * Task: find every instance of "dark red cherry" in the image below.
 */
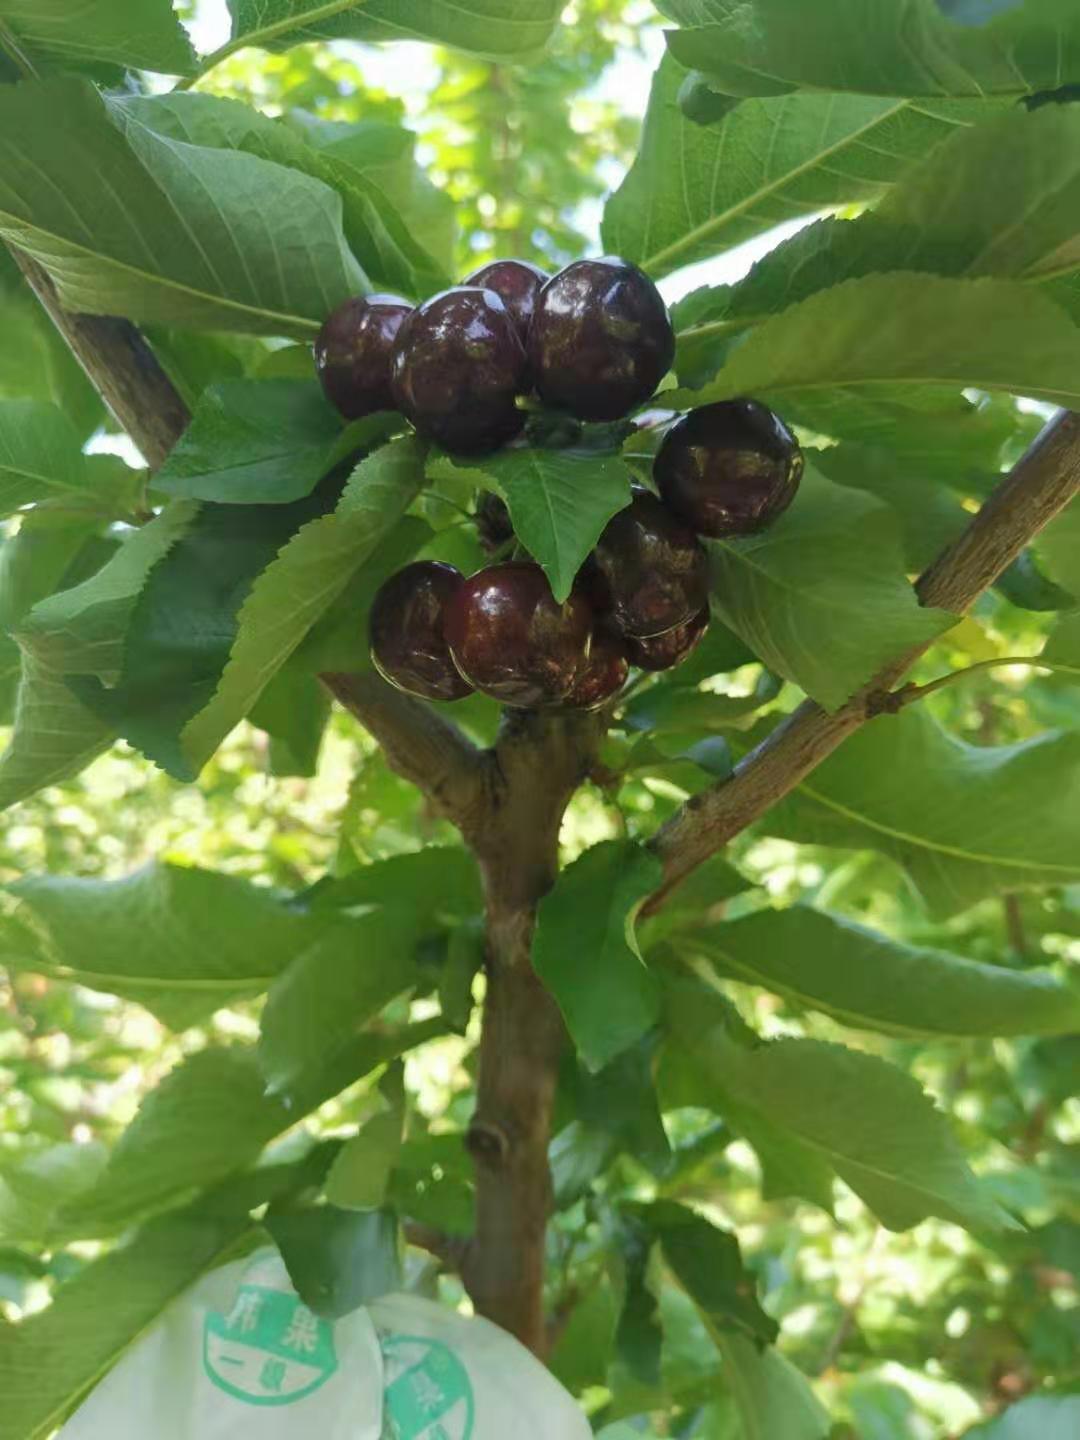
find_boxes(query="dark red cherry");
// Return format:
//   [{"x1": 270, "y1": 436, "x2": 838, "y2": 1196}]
[
  {"x1": 625, "y1": 608, "x2": 710, "y2": 672},
  {"x1": 390, "y1": 287, "x2": 526, "y2": 454},
  {"x1": 654, "y1": 400, "x2": 803, "y2": 538},
  {"x1": 443, "y1": 562, "x2": 592, "y2": 708},
  {"x1": 462, "y1": 259, "x2": 550, "y2": 345},
  {"x1": 528, "y1": 257, "x2": 675, "y2": 422},
  {"x1": 369, "y1": 561, "x2": 472, "y2": 702},
  {"x1": 590, "y1": 485, "x2": 709, "y2": 639},
  {"x1": 475, "y1": 491, "x2": 515, "y2": 553},
  {"x1": 564, "y1": 627, "x2": 629, "y2": 710},
  {"x1": 315, "y1": 294, "x2": 412, "y2": 419}
]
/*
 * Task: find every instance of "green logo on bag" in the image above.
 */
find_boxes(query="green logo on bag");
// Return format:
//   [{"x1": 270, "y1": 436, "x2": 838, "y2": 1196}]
[
  {"x1": 380, "y1": 1333, "x2": 475, "y2": 1440},
  {"x1": 204, "y1": 1283, "x2": 338, "y2": 1407}
]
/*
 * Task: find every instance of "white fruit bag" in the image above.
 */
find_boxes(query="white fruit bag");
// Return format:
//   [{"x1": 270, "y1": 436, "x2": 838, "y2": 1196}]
[{"x1": 58, "y1": 1247, "x2": 592, "y2": 1440}]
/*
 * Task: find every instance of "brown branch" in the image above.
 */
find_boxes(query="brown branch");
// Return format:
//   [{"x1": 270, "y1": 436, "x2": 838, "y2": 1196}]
[
  {"x1": 7, "y1": 247, "x2": 191, "y2": 468},
  {"x1": 645, "y1": 410, "x2": 1080, "y2": 913},
  {"x1": 403, "y1": 1219, "x2": 471, "y2": 1272},
  {"x1": 321, "y1": 671, "x2": 492, "y2": 844}
]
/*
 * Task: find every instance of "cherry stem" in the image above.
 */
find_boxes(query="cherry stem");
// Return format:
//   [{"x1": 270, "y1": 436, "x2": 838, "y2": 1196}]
[{"x1": 888, "y1": 655, "x2": 1065, "y2": 709}]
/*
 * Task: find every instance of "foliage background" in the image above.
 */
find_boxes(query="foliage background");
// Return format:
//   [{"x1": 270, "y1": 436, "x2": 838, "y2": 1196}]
[{"x1": 0, "y1": 3, "x2": 1078, "y2": 1439}]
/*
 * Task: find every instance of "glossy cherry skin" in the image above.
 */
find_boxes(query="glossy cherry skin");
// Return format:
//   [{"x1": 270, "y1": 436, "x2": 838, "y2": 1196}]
[
  {"x1": 565, "y1": 626, "x2": 629, "y2": 710},
  {"x1": 625, "y1": 607, "x2": 709, "y2": 672},
  {"x1": 369, "y1": 561, "x2": 473, "y2": 702},
  {"x1": 315, "y1": 294, "x2": 413, "y2": 419},
  {"x1": 443, "y1": 562, "x2": 592, "y2": 708},
  {"x1": 528, "y1": 257, "x2": 675, "y2": 422},
  {"x1": 590, "y1": 485, "x2": 709, "y2": 638},
  {"x1": 462, "y1": 259, "x2": 550, "y2": 346},
  {"x1": 390, "y1": 287, "x2": 526, "y2": 454},
  {"x1": 475, "y1": 491, "x2": 515, "y2": 553},
  {"x1": 654, "y1": 400, "x2": 803, "y2": 538}
]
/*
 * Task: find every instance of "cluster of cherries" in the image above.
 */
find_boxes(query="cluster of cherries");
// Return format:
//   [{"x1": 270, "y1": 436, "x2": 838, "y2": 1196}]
[{"x1": 314, "y1": 256, "x2": 803, "y2": 711}]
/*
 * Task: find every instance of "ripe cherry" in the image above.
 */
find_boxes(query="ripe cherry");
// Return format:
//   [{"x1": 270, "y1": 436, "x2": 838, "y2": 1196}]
[
  {"x1": 315, "y1": 294, "x2": 412, "y2": 420},
  {"x1": 590, "y1": 485, "x2": 708, "y2": 638},
  {"x1": 369, "y1": 561, "x2": 473, "y2": 702},
  {"x1": 391, "y1": 287, "x2": 526, "y2": 454},
  {"x1": 565, "y1": 626, "x2": 629, "y2": 710},
  {"x1": 462, "y1": 259, "x2": 550, "y2": 346},
  {"x1": 443, "y1": 562, "x2": 592, "y2": 708},
  {"x1": 528, "y1": 257, "x2": 675, "y2": 422},
  {"x1": 654, "y1": 400, "x2": 803, "y2": 538},
  {"x1": 625, "y1": 607, "x2": 710, "y2": 672}
]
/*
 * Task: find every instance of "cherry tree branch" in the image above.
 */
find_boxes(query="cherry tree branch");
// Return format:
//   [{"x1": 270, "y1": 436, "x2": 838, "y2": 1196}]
[{"x1": 645, "y1": 410, "x2": 1080, "y2": 913}]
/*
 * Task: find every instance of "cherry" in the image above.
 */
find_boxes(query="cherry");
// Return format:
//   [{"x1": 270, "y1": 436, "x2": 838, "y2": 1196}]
[
  {"x1": 654, "y1": 400, "x2": 803, "y2": 538},
  {"x1": 369, "y1": 561, "x2": 473, "y2": 702},
  {"x1": 315, "y1": 294, "x2": 413, "y2": 419},
  {"x1": 528, "y1": 257, "x2": 675, "y2": 422},
  {"x1": 462, "y1": 259, "x2": 550, "y2": 346},
  {"x1": 391, "y1": 287, "x2": 526, "y2": 454},
  {"x1": 475, "y1": 491, "x2": 515, "y2": 553},
  {"x1": 565, "y1": 626, "x2": 629, "y2": 710},
  {"x1": 625, "y1": 607, "x2": 710, "y2": 672},
  {"x1": 590, "y1": 485, "x2": 709, "y2": 638},
  {"x1": 443, "y1": 561, "x2": 592, "y2": 708}
]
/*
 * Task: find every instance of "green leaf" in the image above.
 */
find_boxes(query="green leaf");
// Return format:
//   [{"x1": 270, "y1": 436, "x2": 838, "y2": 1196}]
[
  {"x1": 664, "y1": 984, "x2": 1011, "y2": 1233},
  {"x1": 154, "y1": 381, "x2": 393, "y2": 505},
  {"x1": 429, "y1": 448, "x2": 633, "y2": 603},
  {"x1": 266, "y1": 1207, "x2": 400, "y2": 1320},
  {"x1": 6, "y1": 861, "x2": 346, "y2": 1030},
  {"x1": 326, "y1": 1112, "x2": 404, "y2": 1212},
  {"x1": 115, "y1": 95, "x2": 451, "y2": 299},
  {"x1": 1044, "y1": 609, "x2": 1080, "y2": 676},
  {"x1": 672, "y1": 275, "x2": 1080, "y2": 415},
  {"x1": 662, "y1": 0, "x2": 1080, "y2": 101},
  {"x1": 643, "y1": 1200, "x2": 779, "y2": 1348},
  {"x1": 249, "y1": 667, "x2": 331, "y2": 777},
  {"x1": 305, "y1": 846, "x2": 483, "y2": 923},
  {"x1": 708, "y1": 471, "x2": 953, "y2": 710},
  {"x1": 602, "y1": 54, "x2": 986, "y2": 278},
  {"x1": 1038, "y1": 496, "x2": 1080, "y2": 597},
  {"x1": 178, "y1": 435, "x2": 427, "y2": 776},
  {"x1": 0, "y1": 652, "x2": 113, "y2": 813},
  {"x1": 0, "y1": 78, "x2": 365, "y2": 337},
  {"x1": 712, "y1": 1335, "x2": 831, "y2": 1440},
  {"x1": 0, "y1": 0, "x2": 196, "y2": 77},
  {"x1": 691, "y1": 905, "x2": 1080, "y2": 1038},
  {"x1": 763, "y1": 709, "x2": 1080, "y2": 913},
  {"x1": 964, "y1": 1395, "x2": 1080, "y2": 1439},
  {"x1": 0, "y1": 400, "x2": 92, "y2": 519},
  {"x1": 534, "y1": 840, "x2": 663, "y2": 1072},
  {"x1": 258, "y1": 907, "x2": 423, "y2": 1095},
  {"x1": 225, "y1": 0, "x2": 561, "y2": 62},
  {"x1": 19, "y1": 502, "x2": 198, "y2": 686},
  {"x1": 0, "y1": 1208, "x2": 250, "y2": 1440},
  {"x1": 0, "y1": 1143, "x2": 107, "y2": 1245}
]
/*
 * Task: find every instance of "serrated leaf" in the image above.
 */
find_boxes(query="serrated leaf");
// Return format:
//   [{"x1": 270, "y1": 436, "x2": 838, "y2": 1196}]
[
  {"x1": 115, "y1": 94, "x2": 452, "y2": 299},
  {"x1": 266, "y1": 1207, "x2": 400, "y2": 1320},
  {"x1": 672, "y1": 275, "x2": 1080, "y2": 416},
  {"x1": 304, "y1": 846, "x2": 483, "y2": 922},
  {"x1": 712, "y1": 1335, "x2": 831, "y2": 1440},
  {"x1": 0, "y1": 400, "x2": 92, "y2": 519},
  {"x1": 763, "y1": 708, "x2": 1080, "y2": 913},
  {"x1": 644, "y1": 1200, "x2": 779, "y2": 1348},
  {"x1": 179, "y1": 435, "x2": 427, "y2": 776},
  {"x1": 430, "y1": 447, "x2": 633, "y2": 602},
  {"x1": 0, "y1": 1208, "x2": 251, "y2": 1440},
  {"x1": 662, "y1": 0, "x2": 1080, "y2": 100},
  {"x1": 665, "y1": 984, "x2": 1011, "y2": 1232},
  {"x1": 249, "y1": 667, "x2": 331, "y2": 777},
  {"x1": 0, "y1": 652, "x2": 113, "y2": 813},
  {"x1": 534, "y1": 840, "x2": 663, "y2": 1072},
  {"x1": 226, "y1": 0, "x2": 561, "y2": 61},
  {"x1": 258, "y1": 907, "x2": 423, "y2": 1095},
  {"x1": 0, "y1": 78, "x2": 365, "y2": 337},
  {"x1": 707, "y1": 471, "x2": 954, "y2": 711},
  {"x1": 19, "y1": 502, "x2": 198, "y2": 685},
  {"x1": 0, "y1": 0, "x2": 196, "y2": 77},
  {"x1": 155, "y1": 380, "x2": 394, "y2": 505},
  {"x1": 602, "y1": 53, "x2": 985, "y2": 277},
  {"x1": 4, "y1": 860, "x2": 353, "y2": 1029},
  {"x1": 692, "y1": 905, "x2": 1080, "y2": 1038}
]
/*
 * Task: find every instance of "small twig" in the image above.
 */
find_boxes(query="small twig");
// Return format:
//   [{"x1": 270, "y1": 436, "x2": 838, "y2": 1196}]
[
  {"x1": 1003, "y1": 893, "x2": 1031, "y2": 961},
  {"x1": 403, "y1": 1220, "x2": 471, "y2": 1273},
  {"x1": 885, "y1": 656, "x2": 1059, "y2": 710}
]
